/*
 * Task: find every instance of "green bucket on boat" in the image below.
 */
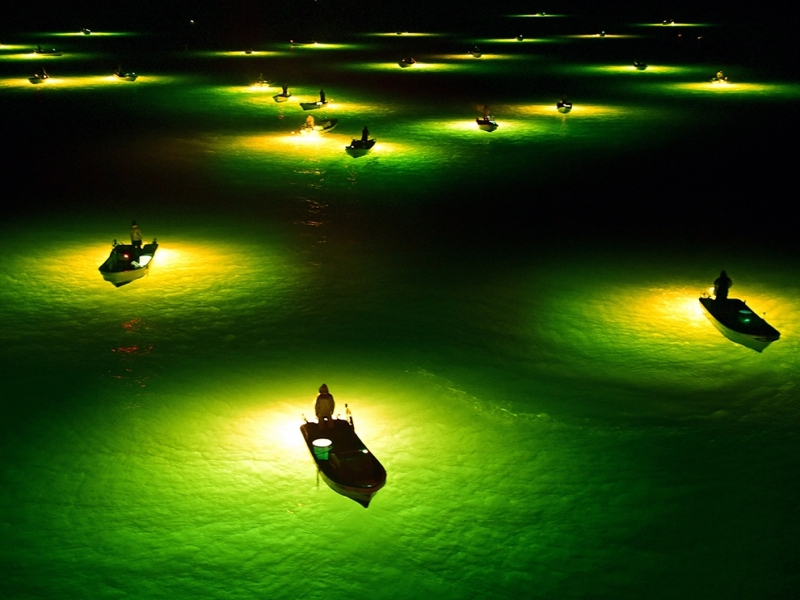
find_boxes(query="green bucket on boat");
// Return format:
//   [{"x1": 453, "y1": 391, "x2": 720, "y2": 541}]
[{"x1": 312, "y1": 438, "x2": 332, "y2": 460}]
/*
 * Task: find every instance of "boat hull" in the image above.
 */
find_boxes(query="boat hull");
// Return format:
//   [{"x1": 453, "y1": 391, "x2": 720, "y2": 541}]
[
  {"x1": 476, "y1": 118, "x2": 498, "y2": 131},
  {"x1": 300, "y1": 419, "x2": 386, "y2": 507},
  {"x1": 98, "y1": 242, "x2": 158, "y2": 287},
  {"x1": 273, "y1": 93, "x2": 291, "y2": 102},
  {"x1": 345, "y1": 139, "x2": 375, "y2": 157},
  {"x1": 300, "y1": 101, "x2": 328, "y2": 111},
  {"x1": 699, "y1": 297, "x2": 780, "y2": 352}
]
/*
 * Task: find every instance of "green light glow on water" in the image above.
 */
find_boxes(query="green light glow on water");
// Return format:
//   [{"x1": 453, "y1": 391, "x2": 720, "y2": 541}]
[
  {"x1": 368, "y1": 32, "x2": 444, "y2": 37},
  {"x1": 566, "y1": 34, "x2": 643, "y2": 39},
  {"x1": 667, "y1": 81, "x2": 790, "y2": 94},
  {"x1": 349, "y1": 61, "x2": 463, "y2": 72},
  {"x1": 3, "y1": 15, "x2": 800, "y2": 599},
  {"x1": 479, "y1": 37, "x2": 549, "y2": 44},
  {"x1": 574, "y1": 64, "x2": 702, "y2": 75},
  {"x1": 51, "y1": 31, "x2": 136, "y2": 37},
  {"x1": 637, "y1": 22, "x2": 714, "y2": 27},
  {"x1": 194, "y1": 50, "x2": 284, "y2": 58}
]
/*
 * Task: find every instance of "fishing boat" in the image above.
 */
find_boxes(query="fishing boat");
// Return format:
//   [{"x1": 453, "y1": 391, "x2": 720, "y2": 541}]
[
  {"x1": 476, "y1": 116, "x2": 498, "y2": 131},
  {"x1": 398, "y1": 57, "x2": 416, "y2": 68},
  {"x1": 300, "y1": 118, "x2": 338, "y2": 135},
  {"x1": 273, "y1": 92, "x2": 292, "y2": 102},
  {"x1": 300, "y1": 406, "x2": 386, "y2": 507},
  {"x1": 98, "y1": 239, "x2": 159, "y2": 287},
  {"x1": 300, "y1": 100, "x2": 330, "y2": 111},
  {"x1": 114, "y1": 67, "x2": 138, "y2": 81},
  {"x1": 34, "y1": 46, "x2": 62, "y2": 56},
  {"x1": 468, "y1": 46, "x2": 482, "y2": 58},
  {"x1": 345, "y1": 138, "x2": 376, "y2": 157},
  {"x1": 29, "y1": 70, "x2": 49, "y2": 84},
  {"x1": 557, "y1": 100, "x2": 572, "y2": 113},
  {"x1": 699, "y1": 296, "x2": 780, "y2": 352},
  {"x1": 81, "y1": 28, "x2": 91, "y2": 35},
  {"x1": 634, "y1": 61, "x2": 647, "y2": 70}
]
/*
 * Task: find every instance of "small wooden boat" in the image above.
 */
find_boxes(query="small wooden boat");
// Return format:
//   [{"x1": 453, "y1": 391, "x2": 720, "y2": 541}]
[
  {"x1": 300, "y1": 118, "x2": 338, "y2": 135},
  {"x1": 516, "y1": 34, "x2": 524, "y2": 41},
  {"x1": 81, "y1": 28, "x2": 91, "y2": 35},
  {"x1": 476, "y1": 116, "x2": 498, "y2": 132},
  {"x1": 34, "y1": 46, "x2": 62, "y2": 56},
  {"x1": 633, "y1": 61, "x2": 647, "y2": 70},
  {"x1": 711, "y1": 71, "x2": 728, "y2": 83},
  {"x1": 29, "y1": 72, "x2": 49, "y2": 84},
  {"x1": 699, "y1": 296, "x2": 780, "y2": 352},
  {"x1": 114, "y1": 69, "x2": 138, "y2": 81},
  {"x1": 300, "y1": 100, "x2": 330, "y2": 111},
  {"x1": 557, "y1": 100, "x2": 572, "y2": 113},
  {"x1": 398, "y1": 57, "x2": 416, "y2": 68},
  {"x1": 300, "y1": 407, "x2": 386, "y2": 507},
  {"x1": 468, "y1": 46, "x2": 482, "y2": 58},
  {"x1": 98, "y1": 240, "x2": 159, "y2": 287},
  {"x1": 273, "y1": 92, "x2": 292, "y2": 102},
  {"x1": 345, "y1": 138, "x2": 376, "y2": 157},
  {"x1": 662, "y1": 19, "x2": 674, "y2": 25}
]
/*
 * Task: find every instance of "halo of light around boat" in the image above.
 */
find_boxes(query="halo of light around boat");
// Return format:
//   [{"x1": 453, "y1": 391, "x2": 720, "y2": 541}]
[
  {"x1": 670, "y1": 82, "x2": 780, "y2": 94},
  {"x1": 580, "y1": 65, "x2": 698, "y2": 75},
  {"x1": 637, "y1": 22, "x2": 712, "y2": 27},
  {"x1": 567, "y1": 34, "x2": 642, "y2": 39},
  {"x1": 52, "y1": 31, "x2": 134, "y2": 37}
]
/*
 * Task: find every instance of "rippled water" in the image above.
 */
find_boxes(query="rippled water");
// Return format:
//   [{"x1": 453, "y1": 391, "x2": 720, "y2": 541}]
[{"x1": 2, "y1": 10, "x2": 799, "y2": 599}]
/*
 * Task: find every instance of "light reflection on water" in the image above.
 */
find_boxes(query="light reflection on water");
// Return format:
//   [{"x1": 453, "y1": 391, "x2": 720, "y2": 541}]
[{"x1": 2, "y1": 16, "x2": 799, "y2": 600}]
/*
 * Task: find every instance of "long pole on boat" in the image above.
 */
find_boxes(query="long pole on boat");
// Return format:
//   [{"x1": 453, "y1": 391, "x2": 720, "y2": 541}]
[{"x1": 346, "y1": 404, "x2": 354, "y2": 429}]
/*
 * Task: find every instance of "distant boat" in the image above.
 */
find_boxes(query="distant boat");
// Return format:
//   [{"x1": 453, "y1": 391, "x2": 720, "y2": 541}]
[
  {"x1": 300, "y1": 118, "x2": 338, "y2": 134},
  {"x1": 468, "y1": 46, "x2": 482, "y2": 58},
  {"x1": 300, "y1": 100, "x2": 330, "y2": 111},
  {"x1": 81, "y1": 28, "x2": 91, "y2": 35},
  {"x1": 114, "y1": 67, "x2": 138, "y2": 81},
  {"x1": 476, "y1": 116, "x2": 498, "y2": 132},
  {"x1": 98, "y1": 240, "x2": 159, "y2": 287},
  {"x1": 300, "y1": 407, "x2": 386, "y2": 507},
  {"x1": 516, "y1": 34, "x2": 524, "y2": 41},
  {"x1": 634, "y1": 61, "x2": 647, "y2": 70},
  {"x1": 34, "y1": 46, "x2": 62, "y2": 56},
  {"x1": 398, "y1": 57, "x2": 416, "y2": 68},
  {"x1": 699, "y1": 296, "x2": 780, "y2": 352},
  {"x1": 273, "y1": 92, "x2": 292, "y2": 102},
  {"x1": 557, "y1": 100, "x2": 572, "y2": 113},
  {"x1": 29, "y1": 71, "x2": 49, "y2": 84},
  {"x1": 345, "y1": 138, "x2": 376, "y2": 157}
]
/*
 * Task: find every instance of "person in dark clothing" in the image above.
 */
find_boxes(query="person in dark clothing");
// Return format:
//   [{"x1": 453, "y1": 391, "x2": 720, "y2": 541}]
[
  {"x1": 130, "y1": 221, "x2": 143, "y2": 249},
  {"x1": 315, "y1": 384, "x2": 335, "y2": 429},
  {"x1": 714, "y1": 270, "x2": 732, "y2": 301},
  {"x1": 361, "y1": 126, "x2": 370, "y2": 143},
  {"x1": 319, "y1": 89, "x2": 326, "y2": 103}
]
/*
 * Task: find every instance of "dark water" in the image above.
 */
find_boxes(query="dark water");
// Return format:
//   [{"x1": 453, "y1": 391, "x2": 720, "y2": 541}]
[{"x1": 2, "y1": 6, "x2": 799, "y2": 599}]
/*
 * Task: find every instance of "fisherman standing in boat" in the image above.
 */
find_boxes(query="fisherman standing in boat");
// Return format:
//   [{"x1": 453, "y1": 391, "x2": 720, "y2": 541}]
[
  {"x1": 315, "y1": 384, "x2": 335, "y2": 430},
  {"x1": 130, "y1": 221, "x2": 143, "y2": 259},
  {"x1": 361, "y1": 126, "x2": 370, "y2": 143},
  {"x1": 714, "y1": 270, "x2": 732, "y2": 301},
  {"x1": 319, "y1": 88, "x2": 326, "y2": 104}
]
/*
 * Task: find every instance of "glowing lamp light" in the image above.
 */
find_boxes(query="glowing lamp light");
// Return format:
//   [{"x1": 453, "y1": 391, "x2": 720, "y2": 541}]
[{"x1": 137, "y1": 255, "x2": 153, "y2": 267}]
